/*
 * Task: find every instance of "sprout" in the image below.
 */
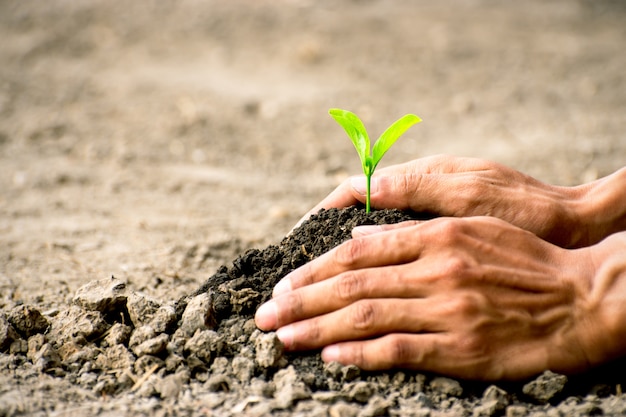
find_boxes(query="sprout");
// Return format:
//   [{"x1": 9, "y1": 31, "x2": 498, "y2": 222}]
[{"x1": 329, "y1": 108, "x2": 422, "y2": 212}]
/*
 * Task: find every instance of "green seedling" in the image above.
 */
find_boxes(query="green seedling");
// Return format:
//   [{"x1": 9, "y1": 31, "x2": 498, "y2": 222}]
[{"x1": 329, "y1": 108, "x2": 422, "y2": 212}]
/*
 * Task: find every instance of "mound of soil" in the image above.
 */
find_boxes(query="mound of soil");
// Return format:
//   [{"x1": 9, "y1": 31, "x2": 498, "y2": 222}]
[{"x1": 3, "y1": 207, "x2": 626, "y2": 416}]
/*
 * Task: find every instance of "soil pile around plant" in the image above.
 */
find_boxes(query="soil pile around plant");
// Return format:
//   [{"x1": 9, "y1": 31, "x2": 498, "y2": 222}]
[{"x1": 3, "y1": 207, "x2": 626, "y2": 416}]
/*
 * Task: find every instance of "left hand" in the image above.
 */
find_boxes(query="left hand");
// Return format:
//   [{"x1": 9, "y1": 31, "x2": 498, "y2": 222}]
[{"x1": 254, "y1": 217, "x2": 617, "y2": 380}]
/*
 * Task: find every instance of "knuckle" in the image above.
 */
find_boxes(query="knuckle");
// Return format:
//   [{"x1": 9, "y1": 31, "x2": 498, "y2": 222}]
[
  {"x1": 385, "y1": 335, "x2": 415, "y2": 365},
  {"x1": 302, "y1": 319, "x2": 322, "y2": 343},
  {"x1": 394, "y1": 173, "x2": 418, "y2": 200},
  {"x1": 348, "y1": 300, "x2": 378, "y2": 331},
  {"x1": 334, "y1": 238, "x2": 367, "y2": 267},
  {"x1": 282, "y1": 291, "x2": 304, "y2": 320},
  {"x1": 442, "y1": 255, "x2": 471, "y2": 279},
  {"x1": 455, "y1": 331, "x2": 489, "y2": 359},
  {"x1": 335, "y1": 271, "x2": 365, "y2": 302},
  {"x1": 451, "y1": 293, "x2": 481, "y2": 316},
  {"x1": 437, "y1": 219, "x2": 465, "y2": 242},
  {"x1": 458, "y1": 177, "x2": 487, "y2": 207}
]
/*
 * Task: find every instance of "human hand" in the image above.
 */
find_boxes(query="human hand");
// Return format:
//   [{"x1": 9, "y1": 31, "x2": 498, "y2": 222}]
[
  {"x1": 297, "y1": 155, "x2": 586, "y2": 248},
  {"x1": 256, "y1": 217, "x2": 626, "y2": 380}
]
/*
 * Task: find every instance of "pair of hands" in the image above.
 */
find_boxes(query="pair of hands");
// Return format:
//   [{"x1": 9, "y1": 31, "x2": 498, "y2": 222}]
[{"x1": 255, "y1": 155, "x2": 626, "y2": 380}]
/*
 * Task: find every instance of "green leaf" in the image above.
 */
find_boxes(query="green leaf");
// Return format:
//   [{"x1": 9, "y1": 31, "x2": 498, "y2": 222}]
[
  {"x1": 328, "y1": 108, "x2": 370, "y2": 171},
  {"x1": 371, "y1": 114, "x2": 422, "y2": 170}
]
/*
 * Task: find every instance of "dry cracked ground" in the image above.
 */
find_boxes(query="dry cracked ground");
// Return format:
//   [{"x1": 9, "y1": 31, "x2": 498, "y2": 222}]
[{"x1": 1, "y1": 1, "x2": 626, "y2": 416}]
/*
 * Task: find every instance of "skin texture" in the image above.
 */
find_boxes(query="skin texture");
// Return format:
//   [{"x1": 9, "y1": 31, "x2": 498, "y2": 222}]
[
  {"x1": 257, "y1": 156, "x2": 626, "y2": 380},
  {"x1": 295, "y1": 155, "x2": 615, "y2": 248}
]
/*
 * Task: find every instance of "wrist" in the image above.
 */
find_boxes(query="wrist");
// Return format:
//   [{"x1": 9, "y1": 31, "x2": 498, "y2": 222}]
[
  {"x1": 583, "y1": 232, "x2": 626, "y2": 365},
  {"x1": 572, "y1": 167, "x2": 626, "y2": 246}
]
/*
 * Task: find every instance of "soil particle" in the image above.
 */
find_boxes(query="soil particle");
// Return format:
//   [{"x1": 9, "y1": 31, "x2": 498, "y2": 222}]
[
  {"x1": 254, "y1": 331, "x2": 285, "y2": 368},
  {"x1": 0, "y1": 313, "x2": 19, "y2": 351},
  {"x1": 3, "y1": 207, "x2": 626, "y2": 416},
  {"x1": 522, "y1": 370, "x2": 568, "y2": 403},
  {"x1": 72, "y1": 276, "x2": 128, "y2": 313},
  {"x1": 7, "y1": 304, "x2": 49, "y2": 339}
]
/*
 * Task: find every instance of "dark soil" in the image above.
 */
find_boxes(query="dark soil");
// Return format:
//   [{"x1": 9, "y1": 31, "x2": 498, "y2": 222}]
[
  {"x1": 2, "y1": 1, "x2": 626, "y2": 415},
  {"x1": 3, "y1": 207, "x2": 626, "y2": 416}
]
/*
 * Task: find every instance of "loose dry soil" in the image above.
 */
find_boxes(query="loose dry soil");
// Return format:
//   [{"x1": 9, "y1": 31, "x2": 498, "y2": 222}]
[{"x1": 2, "y1": 1, "x2": 626, "y2": 416}]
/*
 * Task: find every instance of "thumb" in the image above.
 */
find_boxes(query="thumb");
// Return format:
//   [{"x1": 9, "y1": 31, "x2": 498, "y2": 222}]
[{"x1": 350, "y1": 173, "x2": 422, "y2": 210}]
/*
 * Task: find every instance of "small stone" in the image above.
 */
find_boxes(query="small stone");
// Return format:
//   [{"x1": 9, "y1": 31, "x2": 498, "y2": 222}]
[
  {"x1": 134, "y1": 374, "x2": 161, "y2": 398},
  {"x1": 57, "y1": 340, "x2": 84, "y2": 363},
  {"x1": 430, "y1": 377, "x2": 463, "y2": 397},
  {"x1": 27, "y1": 333, "x2": 46, "y2": 361},
  {"x1": 180, "y1": 292, "x2": 217, "y2": 336},
  {"x1": 249, "y1": 378, "x2": 275, "y2": 398},
  {"x1": 210, "y1": 356, "x2": 230, "y2": 374},
  {"x1": 522, "y1": 371, "x2": 568, "y2": 403},
  {"x1": 164, "y1": 353, "x2": 184, "y2": 372},
  {"x1": 148, "y1": 304, "x2": 177, "y2": 333},
  {"x1": 73, "y1": 276, "x2": 128, "y2": 313},
  {"x1": 131, "y1": 333, "x2": 169, "y2": 357},
  {"x1": 413, "y1": 392, "x2": 433, "y2": 408},
  {"x1": 229, "y1": 287, "x2": 261, "y2": 314},
  {"x1": 127, "y1": 291, "x2": 162, "y2": 328},
  {"x1": 273, "y1": 366, "x2": 311, "y2": 408},
  {"x1": 312, "y1": 391, "x2": 348, "y2": 403},
  {"x1": 128, "y1": 325, "x2": 156, "y2": 350},
  {"x1": 345, "y1": 381, "x2": 374, "y2": 403},
  {"x1": 184, "y1": 330, "x2": 224, "y2": 363},
  {"x1": 97, "y1": 344, "x2": 135, "y2": 370},
  {"x1": 505, "y1": 404, "x2": 529, "y2": 417},
  {"x1": 360, "y1": 395, "x2": 393, "y2": 417},
  {"x1": 473, "y1": 400, "x2": 501, "y2": 417},
  {"x1": 232, "y1": 356, "x2": 255, "y2": 383},
  {"x1": 482, "y1": 385, "x2": 510, "y2": 411},
  {"x1": 341, "y1": 364, "x2": 361, "y2": 382},
  {"x1": 7, "y1": 304, "x2": 49, "y2": 338},
  {"x1": 254, "y1": 332, "x2": 283, "y2": 368},
  {"x1": 47, "y1": 306, "x2": 109, "y2": 346},
  {"x1": 329, "y1": 401, "x2": 361, "y2": 417},
  {"x1": 158, "y1": 372, "x2": 189, "y2": 399},
  {"x1": 9, "y1": 338, "x2": 28, "y2": 355},
  {"x1": 133, "y1": 355, "x2": 164, "y2": 375},
  {"x1": 324, "y1": 361, "x2": 343, "y2": 378},
  {"x1": 103, "y1": 323, "x2": 132, "y2": 347},
  {"x1": 0, "y1": 312, "x2": 20, "y2": 351},
  {"x1": 32, "y1": 343, "x2": 62, "y2": 372},
  {"x1": 205, "y1": 374, "x2": 232, "y2": 392}
]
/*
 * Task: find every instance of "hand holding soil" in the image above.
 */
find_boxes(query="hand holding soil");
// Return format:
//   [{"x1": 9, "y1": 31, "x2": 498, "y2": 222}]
[
  {"x1": 297, "y1": 155, "x2": 626, "y2": 248},
  {"x1": 261, "y1": 157, "x2": 626, "y2": 380}
]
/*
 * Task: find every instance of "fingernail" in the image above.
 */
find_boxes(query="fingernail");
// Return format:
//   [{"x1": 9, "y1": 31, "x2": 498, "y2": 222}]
[
  {"x1": 352, "y1": 225, "x2": 384, "y2": 237},
  {"x1": 273, "y1": 278, "x2": 292, "y2": 297},
  {"x1": 276, "y1": 325, "x2": 294, "y2": 349},
  {"x1": 321, "y1": 345, "x2": 341, "y2": 363},
  {"x1": 255, "y1": 301, "x2": 278, "y2": 330},
  {"x1": 350, "y1": 176, "x2": 379, "y2": 195}
]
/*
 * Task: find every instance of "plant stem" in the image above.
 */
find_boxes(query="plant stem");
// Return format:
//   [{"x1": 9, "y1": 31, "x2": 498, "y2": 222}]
[{"x1": 366, "y1": 174, "x2": 371, "y2": 213}]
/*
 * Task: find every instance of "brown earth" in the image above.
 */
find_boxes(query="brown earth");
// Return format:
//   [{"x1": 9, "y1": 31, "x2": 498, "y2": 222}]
[{"x1": 1, "y1": 1, "x2": 626, "y2": 416}]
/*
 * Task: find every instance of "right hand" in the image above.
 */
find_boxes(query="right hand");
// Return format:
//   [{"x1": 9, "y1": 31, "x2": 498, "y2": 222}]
[{"x1": 296, "y1": 155, "x2": 585, "y2": 248}]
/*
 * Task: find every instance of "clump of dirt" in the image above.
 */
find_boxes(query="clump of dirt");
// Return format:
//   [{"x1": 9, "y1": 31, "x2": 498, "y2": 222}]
[{"x1": 2, "y1": 208, "x2": 626, "y2": 416}]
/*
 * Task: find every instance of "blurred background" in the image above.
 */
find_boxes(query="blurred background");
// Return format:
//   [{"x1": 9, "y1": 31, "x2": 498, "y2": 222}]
[{"x1": 1, "y1": 0, "x2": 625, "y2": 305}]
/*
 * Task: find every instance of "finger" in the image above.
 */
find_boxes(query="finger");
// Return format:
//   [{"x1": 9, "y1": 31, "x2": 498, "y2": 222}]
[
  {"x1": 322, "y1": 332, "x2": 568, "y2": 380},
  {"x1": 351, "y1": 220, "x2": 422, "y2": 238},
  {"x1": 366, "y1": 156, "x2": 504, "y2": 214},
  {"x1": 260, "y1": 254, "x2": 462, "y2": 332},
  {"x1": 275, "y1": 224, "x2": 425, "y2": 296},
  {"x1": 276, "y1": 298, "x2": 448, "y2": 351},
  {"x1": 375, "y1": 154, "x2": 493, "y2": 176},
  {"x1": 321, "y1": 333, "x2": 460, "y2": 374}
]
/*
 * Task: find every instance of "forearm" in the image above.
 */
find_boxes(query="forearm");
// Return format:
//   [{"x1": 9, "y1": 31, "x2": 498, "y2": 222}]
[{"x1": 572, "y1": 167, "x2": 626, "y2": 246}]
